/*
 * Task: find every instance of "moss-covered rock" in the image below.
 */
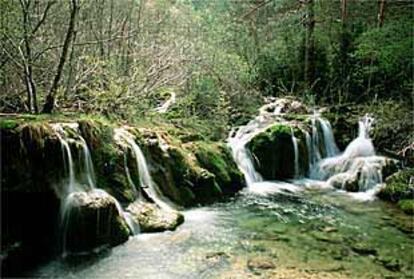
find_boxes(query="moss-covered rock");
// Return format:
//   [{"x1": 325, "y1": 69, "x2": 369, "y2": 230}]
[
  {"x1": 126, "y1": 201, "x2": 184, "y2": 232},
  {"x1": 398, "y1": 199, "x2": 414, "y2": 215},
  {"x1": 247, "y1": 124, "x2": 309, "y2": 180},
  {"x1": 378, "y1": 168, "x2": 414, "y2": 202},
  {"x1": 63, "y1": 189, "x2": 130, "y2": 253}
]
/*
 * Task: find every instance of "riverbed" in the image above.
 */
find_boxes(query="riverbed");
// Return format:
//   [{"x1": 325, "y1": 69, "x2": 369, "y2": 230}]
[{"x1": 30, "y1": 180, "x2": 413, "y2": 279}]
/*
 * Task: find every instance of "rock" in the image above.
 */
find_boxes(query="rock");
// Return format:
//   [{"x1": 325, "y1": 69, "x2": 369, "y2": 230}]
[
  {"x1": 247, "y1": 257, "x2": 276, "y2": 271},
  {"x1": 322, "y1": 226, "x2": 338, "y2": 233},
  {"x1": 247, "y1": 124, "x2": 309, "y2": 180},
  {"x1": 126, "y1": 201, "x2": 184, "y2": 232},
  {"x1": 328, "y1": 173, "x2": 359, "y2": 192},
  {"x1": 351, "y1": 243, "x2": 378, "y2": 256},
  {"x1": 378, "y1": 168, "x2": 414, "y2": 202},
  {"x1": 398, "y1": 199, "x2": 414, "y2": 215},
  {"x1": 376, "y1": 257, "x2": 402, "y2": 272},
  {"x1": 63, "y1": 189, "x2": 130, "y2": 254}
]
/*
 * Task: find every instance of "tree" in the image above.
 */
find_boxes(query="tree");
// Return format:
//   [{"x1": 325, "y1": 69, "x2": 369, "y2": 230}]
[{"x1": 43, "y1": 0, "x2": 78, "y2": 113}]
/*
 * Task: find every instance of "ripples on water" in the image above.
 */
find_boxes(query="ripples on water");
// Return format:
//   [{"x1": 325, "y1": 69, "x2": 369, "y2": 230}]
[{"x1": 31, "y1": 184, "x2": 414, "y2": 279}]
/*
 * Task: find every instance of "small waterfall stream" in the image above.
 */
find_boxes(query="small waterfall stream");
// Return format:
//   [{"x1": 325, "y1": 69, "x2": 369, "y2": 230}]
[
  {"x1": 229, "y1": 99, "x2": 392, "y2": 200},
  {"x1": 290, "y1": 127, "x2": 300, "y2": 178},
  {"x1": 114, "y1": 128, "x2": 174, "y2": 211},
  {"x1": 53, "y1": 123, "x2": 139, "y2": 255},
  {"x1": 228, "y1": 125, "x2": 264, "y2": 188}
]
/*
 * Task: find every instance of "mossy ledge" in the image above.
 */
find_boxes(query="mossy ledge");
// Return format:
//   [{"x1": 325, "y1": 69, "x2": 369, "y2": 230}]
[
  {"x1": 246, "y1": 123, "x2": 309, "y2": 180},
  {"x1": 378, "y1": 168, "x2": 414, "y2": 215},
  {"x1": 0, "y1": 115, "x2": 245, "y2": 275}
]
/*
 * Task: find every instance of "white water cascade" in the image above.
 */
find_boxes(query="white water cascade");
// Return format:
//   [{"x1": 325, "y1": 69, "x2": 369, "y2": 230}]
[
  {"x1": 52, "y1": 123, "x2": 95, "y2": 194},
  {"x1": 311, "y1": 114, "x2": 391, "y2": 200},
  {"x1": 53, "y1": 123, "x2": 139, "y2": 253},
  {"x1": 114, "y1": 128, "x2": 174, "y2": 211},
  {"x1": 229, "y1": 98, "x2": 393, "y2": 200},
  {"x1": 228, "y1": 125, "x2": 264, "y2": 188},
  {"x1": 155, "y1": 92, "x2": 176, "y2": 113},
  {"x1": 290, "y1": 127, "x2": 300, "y2": 178}
]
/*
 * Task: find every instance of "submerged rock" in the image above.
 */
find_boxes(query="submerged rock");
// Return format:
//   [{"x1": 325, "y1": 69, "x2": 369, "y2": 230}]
[
  {"x1": 63, "y1": 190, "x2": 130, "y2": 254},
  {"x1": 126, "y1": 201, "x2": 184, "y2": 232},
  {"x1": 247, "y1": 257, "x2": 276, "y2": 271}
]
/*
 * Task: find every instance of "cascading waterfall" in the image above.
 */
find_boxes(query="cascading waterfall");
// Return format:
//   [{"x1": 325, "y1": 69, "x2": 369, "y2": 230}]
[
  {"x1": 318, "y1": 118, "x2": 340, "y2": 157},
  {"x1": 228, "y1": 124, "x2": 264, "y2": 188},
  {"x1": 114, "y1": 128, "x2": 173, "y2": 211},
  {"x1": 53, "y1": 123, "x2": 138, "y2": 255},
  {"x1": 311, "y1": 114, "x2": 391, "y2": 199},
  {"x1": 52, "y1": 123, "x2": 95, "y2": 193},
  {"x1": 229, "y1": 98, "x2": 392, "y2": 200},
  {"x1": 290, "y1": 127, "x2": 300, "y2": 178}
]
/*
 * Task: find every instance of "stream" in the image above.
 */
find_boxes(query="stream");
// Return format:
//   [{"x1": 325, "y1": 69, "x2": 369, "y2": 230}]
[{"x1": 31, "y1": 181, "x2": 414, "y2": 279}]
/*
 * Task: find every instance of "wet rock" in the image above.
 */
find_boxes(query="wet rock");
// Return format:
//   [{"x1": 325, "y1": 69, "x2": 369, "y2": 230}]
[
  {"x1": 312, "y1": 231, "x2": 343, "y2": 244},
  {"x1": 378, "y1": 168, "x2": 414, "y2": 203},
  {"x1": 328, "y1": 173, "x2": 359, "y2": 192},
  {"x1": 247, "y1": 257, "x2": 276, "y2": 272},
  {"x1": 398, "y1": 199, "x2": 414, "y2": 215},
  {"x1": 351, "y1": 243, "x2": 378, "y2": 256},
  {"x1": 126, "y1": 201, "x2": 184, "y2": 232},
  {"x1": 63, "y1": 190, "x2": 130, "y2": 254},
  {"x1": 376, "y1": 257, "x2": 402, "y2": 272},
  {"x1": 322, "y1": 226, "x2": 338, "y2": 233},
  {"x1": 247, "y1": 124, "x2": 308, "y2": 180}
]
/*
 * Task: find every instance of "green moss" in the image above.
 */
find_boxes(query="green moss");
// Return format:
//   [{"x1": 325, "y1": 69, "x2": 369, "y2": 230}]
[
  {"x1": 247, "y1": 124, "x2": 294, "y2": 179},
  {"x1": 378, "y1": 168, "x2": 414, "y2": 202},
  {"x1": 0, "y1": 119, "x2": 19, "y2": 130},
  {"x1": 398, "y1": 199, "x2": 414, "y2": 215}
]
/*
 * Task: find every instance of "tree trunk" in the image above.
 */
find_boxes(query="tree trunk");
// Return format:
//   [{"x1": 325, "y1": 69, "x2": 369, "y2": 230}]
[
  {"x1": 304, "y1": 0, "x2": 315, "y2": 95},
  {"x1": 43, "y1": 0, "x2": 78, "y2": 113},
  {"x1": 339, "y1": 0, "x2": 349, "y2": 102},
  {"x1": 20, "y1": 0, "x2": 39, "y2": 113},
  {"x1": 378, "y1": 0, "x2": 386, "y2": 27}
]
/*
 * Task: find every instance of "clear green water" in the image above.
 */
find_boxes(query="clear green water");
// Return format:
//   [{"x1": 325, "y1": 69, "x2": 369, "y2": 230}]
[{"x1": 31, "y1": 182, "x2": 414, "y2": 279}]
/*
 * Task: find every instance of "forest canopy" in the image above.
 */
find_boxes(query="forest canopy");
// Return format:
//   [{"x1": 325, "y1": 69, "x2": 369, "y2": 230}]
[{"x1": 1, "y1": 0, "x2": 413, "y2": 129}]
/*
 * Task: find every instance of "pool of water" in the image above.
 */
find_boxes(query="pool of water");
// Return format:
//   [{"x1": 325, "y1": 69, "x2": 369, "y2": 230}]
[{"x1": 30, "y1": 181, "x2": 414, "y2": 279}]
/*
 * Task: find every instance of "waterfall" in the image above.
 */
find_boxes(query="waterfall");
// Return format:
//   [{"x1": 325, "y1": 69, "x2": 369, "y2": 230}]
[
  {"x1": 228, "y1": 124, "x2": 264, "y2": 188},
  {"x1": 290, "y1": 128, "x2": 300, "y2": 178},
  {"x1": 52, "y1": 123, "x2": 95, "y2": 193},
  {"x1": 53, "y1": 123, "x2": 139, "y2": 255},
  {"x1": 114, "y1": 128, "x2": 173, "y2": 211},
  {"x1": 318, "y1": 118, "x2": 339, "y2": 157},
  {"x1": 305, "y1": 131, "x2": 313, "y2": 173},
  {"x1": 311, "y1": 114, "x2": 390, "y2": 198}
]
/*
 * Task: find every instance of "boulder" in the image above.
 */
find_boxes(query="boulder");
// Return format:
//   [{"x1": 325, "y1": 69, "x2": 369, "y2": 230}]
[
  {"x1": 62, "y1": 189, "x2": 130, "y2": 254},
  {"x1": 378, "y1": 168, "x2": 414, "y2": 202},
  {"x1": 126, "y1": 201, "x2": 184, "y2": 232},
  {"x1": 247, "y1": 124, "x2": 308, "y2": 180},
  {"x1": 328, "y1": 173, "x2": 359, "y2": 192}
]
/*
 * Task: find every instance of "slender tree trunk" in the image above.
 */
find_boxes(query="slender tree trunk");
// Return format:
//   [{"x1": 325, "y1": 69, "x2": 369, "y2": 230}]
[
  {"x1": 304, "y1": 0, "x2": 315, "y2": 95},
  {"x1": 339, "y1": 0, "x2": 349, "y2": 102},
  {"x1": 378, "y1": 0, "x2": 386, "y2": 27},
  {"x1": 43, "y1": 0, "x2": 78, "y2": 113},
  {"x1": 20, "y1": 0, "x2": 39, "y2": 113}
]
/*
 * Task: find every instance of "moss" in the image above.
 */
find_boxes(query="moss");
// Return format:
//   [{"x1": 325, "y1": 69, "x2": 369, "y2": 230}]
[
  {"x1": 378, "y1": 168, "x2": 414, "y2": 202},
  {"x1": 247, "y1": 124, "x2": 295, "y2": 180},
  {"x1": 0, "y1": 119, "x2": 19, "y2": 130},
  {"x1": 398, "y1": 199, "x2": 414, "y2": 215}
]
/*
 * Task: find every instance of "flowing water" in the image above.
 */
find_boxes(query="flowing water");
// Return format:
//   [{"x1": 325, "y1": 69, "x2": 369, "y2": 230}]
[
  {"x1": 28, "y1": 106, "x2": 413, "y2": 278},
  {"x1": 54, "y1": 124, "x2": 139, "y2": 253},
  {"x1": 114, "y1": 127, "x2": 174, "y2": 211},
  {"x1": 31, "y1": 185, "x2": 414, "y2": 279}
]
